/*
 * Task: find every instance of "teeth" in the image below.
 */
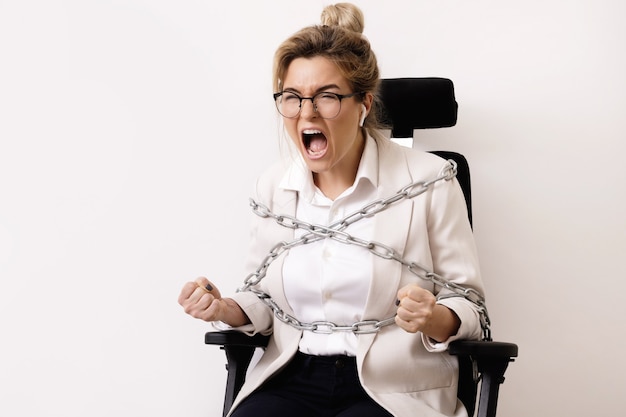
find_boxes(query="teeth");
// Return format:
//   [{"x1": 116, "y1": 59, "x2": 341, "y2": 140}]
[{"x1": 303, "y1": 129, "x2": 322, "y2": 135}]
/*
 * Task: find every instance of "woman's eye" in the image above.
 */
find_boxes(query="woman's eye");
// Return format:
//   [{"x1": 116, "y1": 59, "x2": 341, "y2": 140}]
[{"x1": 283, "y1": 94, "x2": 300, "y2": 103}]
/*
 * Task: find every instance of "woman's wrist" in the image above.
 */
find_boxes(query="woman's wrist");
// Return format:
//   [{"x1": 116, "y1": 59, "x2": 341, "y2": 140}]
[
  {"x1": 422, "y1": 304, "x2": 461, "y2": 343},
  {"x1": 218, "y1": 297, "x2": 251, "y2": 327}
]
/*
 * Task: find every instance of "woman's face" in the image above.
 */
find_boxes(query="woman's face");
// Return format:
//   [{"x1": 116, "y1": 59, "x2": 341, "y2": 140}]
[{"x1": 280, "y1": 56, "x2": 372, "y2": 188}]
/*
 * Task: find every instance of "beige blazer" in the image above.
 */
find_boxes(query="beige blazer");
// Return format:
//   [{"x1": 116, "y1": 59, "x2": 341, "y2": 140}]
[{"x1": 228, "y1": 138, "x2": 485, "y2": 417}]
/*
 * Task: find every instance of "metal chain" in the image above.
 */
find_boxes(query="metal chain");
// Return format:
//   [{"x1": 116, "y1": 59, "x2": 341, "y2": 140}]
[{"x1": 237, "y1": 160, "x2": 492, "y2": 341}]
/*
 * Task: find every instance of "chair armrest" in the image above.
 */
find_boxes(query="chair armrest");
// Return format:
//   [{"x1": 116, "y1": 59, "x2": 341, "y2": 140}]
[
  {"x1": 449, "y1": 340, "x2": 518, "y2": 417},
  {"x1": 205, "y1": 330, "x2": 270, "y2": 417},
  {"x1": 449, "y1": 340, "x2": 518, "y2": 359},
  {"x1": 205, "y1": 330, "x2": 270, "y2": 348}
]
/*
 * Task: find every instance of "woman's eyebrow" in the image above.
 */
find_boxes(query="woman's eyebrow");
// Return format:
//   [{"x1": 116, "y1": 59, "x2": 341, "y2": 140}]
[
  {"x1": 282, "y1": 84, "x2": 341, "y2": 94},
  {"x1": 314, "y1": 84, "x2": 341, "y2": 93}
]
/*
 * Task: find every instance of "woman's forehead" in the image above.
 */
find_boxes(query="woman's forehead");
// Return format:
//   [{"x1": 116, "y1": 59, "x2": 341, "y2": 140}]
[{"x1": 282, "y1": 56, "x2": 349, "y2": 92}]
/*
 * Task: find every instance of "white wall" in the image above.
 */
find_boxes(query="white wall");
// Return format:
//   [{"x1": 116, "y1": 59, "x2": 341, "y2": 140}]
[{"x1": 1, "y1": 1, "x2": 624, "y2": 416}]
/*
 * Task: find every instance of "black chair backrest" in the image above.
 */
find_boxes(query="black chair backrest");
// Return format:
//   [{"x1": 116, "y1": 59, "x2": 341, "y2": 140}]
[
  {"x1": 379, "y1": 77, "x2": 458, "y2": 136},
  {"x1": 378, "y1": 77, "x2": 472, "y2": 226}
]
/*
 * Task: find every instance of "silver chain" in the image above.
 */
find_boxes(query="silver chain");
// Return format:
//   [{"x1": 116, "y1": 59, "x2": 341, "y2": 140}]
[{"x1": 237, "y1": 160, "x2": 492, "y2": 341}]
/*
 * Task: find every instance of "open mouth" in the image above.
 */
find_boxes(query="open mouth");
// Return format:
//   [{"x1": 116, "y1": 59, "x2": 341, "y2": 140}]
[{"x1": 302, "y1": 129, "x2": 328, "y2": 158}]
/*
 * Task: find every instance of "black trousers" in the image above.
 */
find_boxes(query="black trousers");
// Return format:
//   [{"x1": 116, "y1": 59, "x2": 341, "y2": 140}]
[{"x1": 230, "y1": 351, "x2": 394, "y2": 417}]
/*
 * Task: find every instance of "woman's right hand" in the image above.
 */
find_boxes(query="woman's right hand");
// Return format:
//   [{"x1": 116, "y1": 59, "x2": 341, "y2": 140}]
[
  {"x1": 178, "y1": 277, "x2": 223, "y2": 322},
  {"x1": 178, "y1": 277, "x2": 250, "y2": 326}
]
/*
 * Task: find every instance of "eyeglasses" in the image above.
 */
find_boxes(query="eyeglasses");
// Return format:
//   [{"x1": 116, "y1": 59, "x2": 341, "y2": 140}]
[{"x1": 273, "y1": 91, "x2": 363, "y2": 119}]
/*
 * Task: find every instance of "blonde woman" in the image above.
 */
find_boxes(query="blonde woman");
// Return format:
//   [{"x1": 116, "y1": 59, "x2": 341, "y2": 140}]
[{"x1": 179, "y1": 3, "x2": 484, "y2": 416}]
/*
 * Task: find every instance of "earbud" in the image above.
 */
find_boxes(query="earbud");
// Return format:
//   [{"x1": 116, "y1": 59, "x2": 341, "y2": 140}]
[{"x1": 359, "y1": 104, "x2": 367, "y2": 127}]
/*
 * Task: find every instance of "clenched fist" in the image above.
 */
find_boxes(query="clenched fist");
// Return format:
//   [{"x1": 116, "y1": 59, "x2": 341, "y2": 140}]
[{"x1": 395, "y1": 284, "x2": 460, "y2": 342}]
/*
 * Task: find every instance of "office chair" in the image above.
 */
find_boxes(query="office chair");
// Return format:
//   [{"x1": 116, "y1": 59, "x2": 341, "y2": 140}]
[{"x1": 204, "y1": 78, "x2": 518, "y2": 417}]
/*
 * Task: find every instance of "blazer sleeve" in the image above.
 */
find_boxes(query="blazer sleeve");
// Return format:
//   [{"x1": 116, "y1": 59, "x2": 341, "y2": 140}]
[{"x1": 421, "y1": 161, "x2": 486, "y2": 352}]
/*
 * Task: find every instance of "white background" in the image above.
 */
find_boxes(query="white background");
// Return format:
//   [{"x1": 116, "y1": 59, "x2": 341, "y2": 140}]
[{"x1": 1, "y1": 1, "x2": 625, "y2": 416}]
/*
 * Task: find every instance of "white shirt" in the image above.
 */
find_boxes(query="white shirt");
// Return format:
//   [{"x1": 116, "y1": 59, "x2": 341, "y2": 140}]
[{"x1": 280, "y1": 136, "x2": 379, "y2": 356}]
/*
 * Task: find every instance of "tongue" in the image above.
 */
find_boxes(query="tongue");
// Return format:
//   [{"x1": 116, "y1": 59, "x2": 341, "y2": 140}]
[{"x1": 308, "y1": 136, "x2": 327, "y2": 152}]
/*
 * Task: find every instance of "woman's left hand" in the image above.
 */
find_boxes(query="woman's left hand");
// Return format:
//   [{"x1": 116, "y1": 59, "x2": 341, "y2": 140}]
[
  {"x1": 395, "y1": 284, "x2": 461, "y2": 341},
  {"x1": 395, "y1": 284, "x2": 436, "y2": 334}
]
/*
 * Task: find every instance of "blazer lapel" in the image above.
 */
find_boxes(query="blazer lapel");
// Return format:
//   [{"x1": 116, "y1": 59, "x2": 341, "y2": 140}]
[
  {"x1": 363, "y1": 196, "x2": 413, "y2": 319},
  {"x1": 360, "y1": 141, "x2": 414, "y2": 349}
]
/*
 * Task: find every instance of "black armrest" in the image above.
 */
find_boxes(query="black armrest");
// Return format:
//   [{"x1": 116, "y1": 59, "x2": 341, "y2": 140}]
[
  {"x1": 449, "y1": 340, "x2": 518, "y2": 417},
  {"x1": 205, "y1": 330, "x2": 270, "y2": 347},
  {"x1": 449, "y1": 340, "x2": 518, "y2": 358},
  {"x1": 205, "y1": 331, "x2": 270, "y2": 417}
]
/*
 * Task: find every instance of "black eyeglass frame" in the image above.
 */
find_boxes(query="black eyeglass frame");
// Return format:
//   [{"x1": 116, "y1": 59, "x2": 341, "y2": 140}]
[{"x1": 272, "y1": 91, "x2": 365, "y2": 119}]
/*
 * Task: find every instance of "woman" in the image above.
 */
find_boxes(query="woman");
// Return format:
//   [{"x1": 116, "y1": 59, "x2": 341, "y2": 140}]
[{"x1": 178, "y1": 3, "x2": 485, "y2": 416}]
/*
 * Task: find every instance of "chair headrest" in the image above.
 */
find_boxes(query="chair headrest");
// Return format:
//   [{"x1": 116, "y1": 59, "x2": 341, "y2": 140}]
[{"x1": 379, "y1": 77, "x2": 458, "y2": 137}]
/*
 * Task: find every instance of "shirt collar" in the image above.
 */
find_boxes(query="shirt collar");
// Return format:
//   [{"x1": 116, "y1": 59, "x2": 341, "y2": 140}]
[{"x1": 279, "y1": 134, "x2": 379, "y2": 203}]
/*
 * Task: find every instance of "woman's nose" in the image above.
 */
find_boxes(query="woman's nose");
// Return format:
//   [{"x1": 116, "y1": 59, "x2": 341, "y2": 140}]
[{"x1": 299, "y1": 98, "x2": 317, "y2": 118}]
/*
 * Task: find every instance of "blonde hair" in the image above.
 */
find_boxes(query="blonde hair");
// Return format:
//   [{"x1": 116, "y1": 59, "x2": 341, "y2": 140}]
[
  {"x1": 272, "y1": 3, "x2": 384, "y2": 133},
  {"x1": 320, "y1": 2, "x2": 364, "y2": 34}
]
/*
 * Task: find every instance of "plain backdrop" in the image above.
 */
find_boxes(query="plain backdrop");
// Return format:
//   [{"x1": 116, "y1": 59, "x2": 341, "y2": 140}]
[{"x1": 1, "y1": 1, "x2": 625, "y2": 416}]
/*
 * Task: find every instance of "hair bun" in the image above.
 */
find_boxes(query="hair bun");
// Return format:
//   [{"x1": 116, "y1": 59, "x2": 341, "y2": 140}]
[{"x1": 320, "y1": 3, "x2": 365, "y2": 34}]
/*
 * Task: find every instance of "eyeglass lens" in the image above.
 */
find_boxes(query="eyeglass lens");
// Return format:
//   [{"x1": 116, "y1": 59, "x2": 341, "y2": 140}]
[{"x1": 276, "y1": 92, "x2": 342, "y2": 119}]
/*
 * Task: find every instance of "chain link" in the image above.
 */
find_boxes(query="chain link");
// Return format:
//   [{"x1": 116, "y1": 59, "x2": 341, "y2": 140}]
[{"x1": 238, "y1": 160, "x2": 492, "y2": 340}]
